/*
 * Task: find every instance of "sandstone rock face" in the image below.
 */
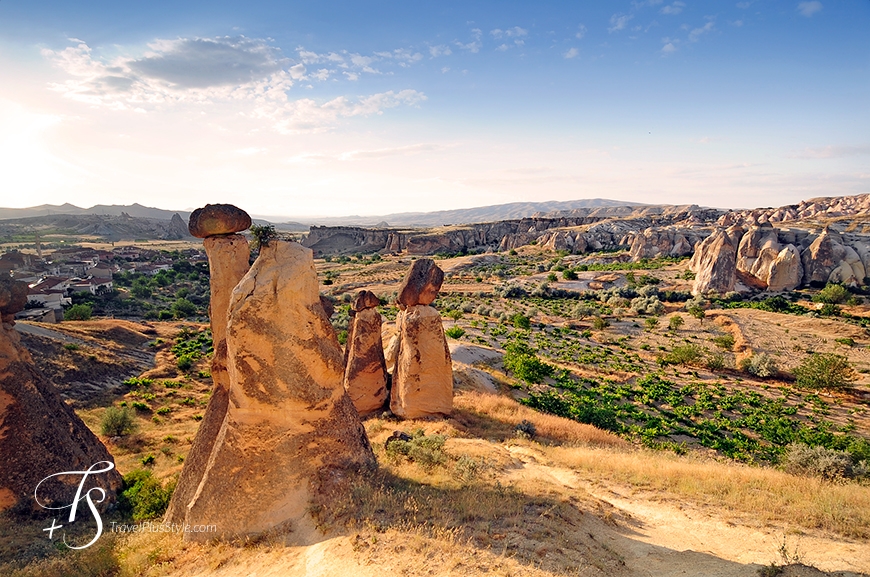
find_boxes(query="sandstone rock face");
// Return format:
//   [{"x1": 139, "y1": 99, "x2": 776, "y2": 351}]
[
  {"x1": 735, "y1": 225, "x2": 781, "y2": 289},
  {"x1": 165, "y1": 234, "x2": 250, "y2": 524},
  {"x1": 343, "y1": 306, "x2": 388, "y2": 415},
  {"x1": 0, "y1": 276, "x2": 121, "y2": 511},
  {"x1": 390, "y1": 305, "x2": 453, "y2": 418},
  {"x1": 188, "y1": 204, "x2": 252, "y2": 238},
  {"x1": 801, "y1": 228, "x2": 849, "y2": 286},
  {"x1": 629, "y1": 228, "x2": 701, "y2": 261},
  {"x1": 690, "y1": 227, "x2": 742, "y2": 295},
  {"x1": 183, "y1": 241, "x2": 374, "y2": 541},
  {"x1": 767, "y1": 245, "x2": 804, "y2": 292},
  {"x1": 397, "y1": 258, "x2": 444, "y2": 306}
]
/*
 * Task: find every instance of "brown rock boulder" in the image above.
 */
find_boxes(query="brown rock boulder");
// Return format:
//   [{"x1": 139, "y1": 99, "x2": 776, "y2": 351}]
[
  {"x1": 188, "y1": 204, "x2": 252, "y2": 238},
  {"x1": 390, "y1": 305, "x2": 453, "y2": 418},
  {"x1": 0, "y1": 293, "x2": 121, "y2": 512},
  {"x1": 183, "y1": 240, "x2": 374, "y2": 541},
  {"x1": 343, "y1": 307, "x2": 388, "y2": 415},
  {"x1": 397, "y1": 259, "x2": 444, "y2": 306},
  {"x1": 0, "y1": 275, "x2": 28, "y2": 324},
  {"x1": 164, "y1": 234, "x2": 250, "y2": 524},
  {"x1": 353, "y1": 290, "x2": 381, "y2": 312}
]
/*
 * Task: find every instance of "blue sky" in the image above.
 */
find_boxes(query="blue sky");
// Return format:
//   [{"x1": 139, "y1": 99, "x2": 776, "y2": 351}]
[{"x1": 0, "y1": 0, "x2": 868, "y2": 218}]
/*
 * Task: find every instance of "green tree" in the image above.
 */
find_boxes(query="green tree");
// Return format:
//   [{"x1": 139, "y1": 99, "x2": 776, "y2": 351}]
[
  {"x1": 65, "y1": 303, "x2": 93, "y2": 321},
  {"x1": 250, "y1": 224, "x2": 277, "y2": 250},
  {"x1": 668, "y1": 314, "x2": 684, "y2": 331},
  {"x1": 172, "y1": 298, "x2": 197, "y2": 318}
]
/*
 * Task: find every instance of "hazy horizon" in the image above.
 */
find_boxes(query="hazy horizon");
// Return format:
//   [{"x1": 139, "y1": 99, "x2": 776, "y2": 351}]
[{"x1": 1, "y1": 1, "x2": 868, "y2": 216}]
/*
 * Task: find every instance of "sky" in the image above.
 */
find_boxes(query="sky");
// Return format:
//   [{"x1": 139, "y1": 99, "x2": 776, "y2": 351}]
[{"x1": 0, "y1": 0, "x2": 868, "y2": 218}]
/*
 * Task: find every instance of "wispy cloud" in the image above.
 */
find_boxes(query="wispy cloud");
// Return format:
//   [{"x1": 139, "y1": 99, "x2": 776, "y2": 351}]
[
  {"x1": 339, "y1": 143, "x2": 445, "y2": 161},
  {"x1": 792, "y1": 144, "x2": 870, "y2": 159},
  {"x1": 428, "y1": 45, "x2": 452, "y2": 58},
  {"x1": 563, "y1": 47, "x2": 579, "y2": 59},
  {"x1": 576, "y1": 24, "x2": 588, "y2": 39},
  {"x1": 660, "y1": 1, "x2": 685, "y2": 15},
  {"x1": 661, "y1": 40, "x2": 678, "y2": 55},
  {"x1": 797, "y1": 1, "x2": 822, "y2": 17},
  {"x1": 688, "y1": 21, "x2": 715, "y2": 42},
  {"x1": 608, "y1": 13, "x2": 634, "y2": 32},
  {"x1": 455, "y1": 29, "x2": 483, "y2": 53}
]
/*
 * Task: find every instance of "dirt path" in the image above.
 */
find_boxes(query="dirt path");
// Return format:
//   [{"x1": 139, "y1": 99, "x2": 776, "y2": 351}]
[{"x1": 504, "y1": 445, "x2": 870, "y2": 577}]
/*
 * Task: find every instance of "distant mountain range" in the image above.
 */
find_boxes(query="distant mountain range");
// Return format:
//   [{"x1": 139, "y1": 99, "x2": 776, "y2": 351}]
[
  {"x1": 276, "y1": 198, "x2": 641, "y2": 228},
  {"x1": 0, "y1": 199, "x2": 640, "y2": 229}
]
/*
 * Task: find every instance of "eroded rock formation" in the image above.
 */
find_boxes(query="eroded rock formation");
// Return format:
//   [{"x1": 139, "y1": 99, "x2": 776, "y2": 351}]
[
  {"x1": 0, "y1": 275, "x2": 121, "y2": 511},
  {"x1": 690, "y1": 226, "x2": 743, "y2": 295},
  {"x1": 165, "y1": 230, "x2": 250, "y2": 524},
  {"x1": 183, "y1": 241, "x2": 374, "y2": 541},
  {"x1": 390, "y1": 259, "x2": 453, "y2": 418},
  {"x1": 343, "y1": 290, "x2": 388, "y2": 415}
]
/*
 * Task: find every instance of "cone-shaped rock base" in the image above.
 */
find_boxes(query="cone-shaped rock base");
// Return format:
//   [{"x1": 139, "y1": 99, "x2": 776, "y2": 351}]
[
  {"x1": 343, "y1": 308, "x2": 388, "y2": 414},
  {"x1": 183, "y1": 241, "x2": 374, "y2": 541},
  {"x1": 0, "y1": 323, "x2": 121, "y2": 511},
  {"x1": 390, "y1": 305, "x2": 453, "y2": 418},
  {"x1": 165, "y1": 234, "x2": 250, "y2": 524}
]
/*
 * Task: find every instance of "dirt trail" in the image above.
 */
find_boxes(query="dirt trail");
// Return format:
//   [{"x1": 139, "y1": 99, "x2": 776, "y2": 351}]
[{"x1": 505, "y1": 445, "x2": 870, "y2": 577}]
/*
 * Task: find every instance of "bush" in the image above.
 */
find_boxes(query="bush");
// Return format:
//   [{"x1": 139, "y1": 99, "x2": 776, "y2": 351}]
[
  {"x1": 65, "y1": 304, "x2": 93, "y2": 321},
  {"x1": 592, "y1": 316, "x2": 609, "y2": 330},
  {"x1": 659, "y1": 343, "x2": 704, "y2": 367},
  {"x1": 668, "y1": 315, "x2": 684, "y2": 331},
  {"x1": 514, "y1": 419, "x2": 537, "y2": 439},
  {"x1": 445, "y1": 326, "x2": 466, "y2": 339},
  {"x1": 100, "y1": 406, "x2": 138, "y2": 437},
  {"x1": 118, "y1": 469, "x2": 175, "y2": 521},
  {"x1": 562, "y1": 269, "x2": 578, "y2": 280},
  {"x1": 250, "y1": 224, "x2": 277, "y2": 250},
  {"x1": 705, "y1": 351, "x2": 727, "y2": 371},
  {"x1": 176, "y1": 354, "x2": 194, "y2": 372},
  {"x1": 711, "y1": 334, "x2": 735, "y2": 350},
  {"x1": 384, "y1": 431, "x2": 447, "y2": 470},
  {"x1": 812, "y1": 283, "x2": 851, "y2": 305},
  {"x1": 783, "y1": 443, "x2": 857, "y2": 481},
  {"x1": 511, "y1": 313, "x2": 531, "y2": 329},
  {"x1": 503, "y1": 341, "x2": 554, "y2": 383},
  {"x1": 645, "y1": 317, "x2": 659, "y2": 331},
  {"x1": 172, "y1": 298, "x2": 197, "y2": 318},
  {"x1": 793, "y1": 353, "x2": 856, "y2": 390},
  {"x1": 739, "y1": 353, "x2": 778, "y2": 378}
]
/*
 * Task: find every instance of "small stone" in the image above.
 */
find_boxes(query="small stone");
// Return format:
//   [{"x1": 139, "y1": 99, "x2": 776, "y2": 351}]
[
  {"x1": 396, "y1": 258, "x2": 444, "y2": 306},
  {"x1": 188, "y1": 204, "x2": 252, "y2": 238}
]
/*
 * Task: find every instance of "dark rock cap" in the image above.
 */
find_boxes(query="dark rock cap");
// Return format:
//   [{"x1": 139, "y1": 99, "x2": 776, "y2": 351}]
[
  {"x1": 352, "y1": 290, "x2": 381, "y2": 312},
  {"x1": 396, "y1": 258, "x2": 444, "y2": 306},
  {"x1": 188, "y1": 204, "x2": 252, "y2": 238}
]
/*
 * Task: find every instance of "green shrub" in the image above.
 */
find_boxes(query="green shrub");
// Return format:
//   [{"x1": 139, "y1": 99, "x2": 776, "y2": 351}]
[
  {"x1": 63, "y1": 343, "x2": 80, "y2": 351},
  {"x1": 250, "y1": 224, "x2": 276, "y2": 250},
  {"x1": 739, "y1": 353, "x2": 777, "y2": 378},
  {"x1": 711, "y1": 334, "x2": 735, "y2": 350},
  {"x1": 592, "y1": 316, "x2": 609, "y2": 330},
  {"x1": 562, "y1": 269, "x2": 578, "y2": 280},
  {"x1": 547, "y1": 272, "x2": 557, "y2": 282},
  {"x1": 645, "y1": 317, "x2": 659, "y2": 331},
  {"x1": 659, "y1": 343, "x2": 704, "y2": 367},
  {"x1": 384, "y1": 431, "x2": 447, "y2": 470},
  {"x1": 668, "y1": 315, "x2": 684, "y2": 331},
  {"x1": 100, "y1": 406, "x2": 138, "y2": 437},
  {"x1": 705, "y1": 351, "x2": 727, "y2": 371},
  {"x1": 511, "y1": 313, "x2": 531, "y2": 329},
  {"x1": 64, "y1": 304, "x2": 93, "y2": 321},
  {"x1": 445, "y1": 326, "x2": 466, "y2": 339},
  {"x1": 118, "y1": 470, "x2": 175, "y2": 521},
  {"x1": 812, "y1": 283, "x2": 851, "y2": 305},
  {"x1": 131, "y1": 401, "x2": 150, "y2": 412},
  {"x1": 503, "y1": 341, "x2": 554, "y2": 383},
  {"x1": 176, "y1": 354, "x2": 194, "y2": 371},
  {"x1": 793, "y1": 353, "x2": 856, "y2": 390},
  {"x1": 819, "y1": 303, "x2": 840, "y2": 316}
]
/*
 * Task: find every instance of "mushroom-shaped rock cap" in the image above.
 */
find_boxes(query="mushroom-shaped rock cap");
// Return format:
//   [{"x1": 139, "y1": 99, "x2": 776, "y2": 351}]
[
  {"x1": 352, "y1": 290, "x2": 381, "y2": 312},
  {"x1": 188, "y1": 204, "x2": 252, "y2": 238},
  {"x1": 397, "y1": 258, "x2": 444, "y2": 306}
]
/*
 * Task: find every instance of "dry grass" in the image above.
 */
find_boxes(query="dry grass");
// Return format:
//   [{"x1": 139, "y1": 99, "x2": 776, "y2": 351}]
[
  {"x1": 548, "y1": 445, "x2": 870, "y2": 539},
  {"x1": 453, "y1": 391, "x2": 627, "y2": 448}
]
